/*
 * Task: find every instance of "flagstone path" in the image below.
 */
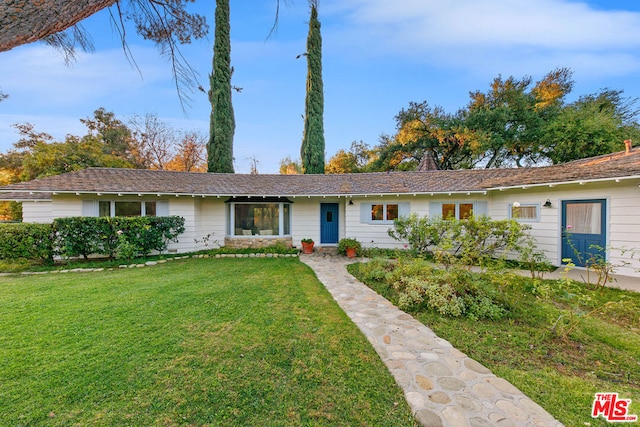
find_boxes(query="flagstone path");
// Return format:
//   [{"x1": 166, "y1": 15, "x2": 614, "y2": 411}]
[{"x1": 300, "y1": 253, "x2": 564, "y2": 427}]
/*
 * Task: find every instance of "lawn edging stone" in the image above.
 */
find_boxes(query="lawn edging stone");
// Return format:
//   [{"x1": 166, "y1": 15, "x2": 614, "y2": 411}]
[{"x1": 1, "y1": 252, "x2": 300, "y2": 277}]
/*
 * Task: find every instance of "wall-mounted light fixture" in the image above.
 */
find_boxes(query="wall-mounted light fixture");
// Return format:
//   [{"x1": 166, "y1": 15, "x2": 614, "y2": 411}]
[
  {"x1": 543, "y1": 199, "x2": 552, "y2": 208},
  {"x1": 348, "y1": 200, "x2": 354, "y2": 206}
]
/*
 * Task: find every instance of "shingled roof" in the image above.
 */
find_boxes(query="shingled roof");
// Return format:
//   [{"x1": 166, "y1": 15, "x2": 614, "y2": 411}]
[
  {"x1": 0, "y1": 149, "x2": 639, "y2": 199},
  {"x1": 0, "y1": 0, "x2": 116, "y2": 52}
]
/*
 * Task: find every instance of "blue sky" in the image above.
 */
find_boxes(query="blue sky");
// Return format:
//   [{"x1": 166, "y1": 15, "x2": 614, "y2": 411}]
[{"x1": 2, "y1": 0, "x2": 640, "y2": 173}]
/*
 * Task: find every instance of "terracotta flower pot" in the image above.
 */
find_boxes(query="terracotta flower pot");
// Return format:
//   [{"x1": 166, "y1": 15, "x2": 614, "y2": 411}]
[
  {"x1": 346, "y1": 247, "x2": 357, "y2": 258},
  {"x1": 301, "y1": 241, "x2": 314, "y2": 254}
]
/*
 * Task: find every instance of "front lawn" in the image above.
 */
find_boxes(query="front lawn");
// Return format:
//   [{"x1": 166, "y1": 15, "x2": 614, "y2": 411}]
[
  {"x1": 348, "y1": 259, "x2": 640, "y2": 427},
  {"x1": 0, "y1": 258, "x2": 415, "y2": 426}
]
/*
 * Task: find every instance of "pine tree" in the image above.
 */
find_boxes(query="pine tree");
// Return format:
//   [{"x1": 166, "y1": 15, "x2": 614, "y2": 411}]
[
  {"x1": 300, "y1": 1, "x2": 325, "y2": 174},
  {"x1": 207, "y1": 0, "x2": 235, "y2": 173}
]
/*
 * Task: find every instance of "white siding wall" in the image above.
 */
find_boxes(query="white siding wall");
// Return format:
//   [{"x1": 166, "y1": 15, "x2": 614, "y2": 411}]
[
  {"x1": 164, "y1": 197, "x2": 197, "y2": 253},
  {"x1": 489, "y1": 181, "x2": 640, "y2": 276},
  {"x1": 346, "y1": 196, "x2": 487, "y2": 249},
  {"x1": 50, "y1": 195, "x2": 84, "y2": 218},
  {"x1": 21, "y1": 201, "x2": 54, "y2": 223},
  {"x1": 291, "y1": 199, "x2": 322, "y2": 246},
  {"x1": 194, "y1": 199, "x2": 226, "y2": 250}
]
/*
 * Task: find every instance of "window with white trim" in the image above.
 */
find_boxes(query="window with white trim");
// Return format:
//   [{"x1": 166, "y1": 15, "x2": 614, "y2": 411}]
[
  {"x1": 442, "y1": 203, "x2": 474, "y2": 220},
  {"x1": 509, "y1": 203, "x2": 539, "y2": 222},
  {"x1": 371, "y1": 203, "x2": 399, "y2": 222},
  {"x1": 429, "y1": 201, "x2": 487, "y2": 220},
  {"x1": 227, "y1": 202, "x2": 292, "y2": 236},
  {"x1": 98, "y1": 201, "x2": 157, "y2": 217},
  {"x1": 360, "y1": 202, "x2": 410, "y2": 224}
]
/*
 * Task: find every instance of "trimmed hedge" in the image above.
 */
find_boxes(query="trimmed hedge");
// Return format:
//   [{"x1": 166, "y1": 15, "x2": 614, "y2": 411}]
[
  {"x1": 53, "y1": 216, "x2": 185, "y2": 260},
  {"x1": 0, "y1": 223, "x2": 54, "y2": 263},
  {"x1": 0, "y1": 216, "x2": 185, "y2": 262}
]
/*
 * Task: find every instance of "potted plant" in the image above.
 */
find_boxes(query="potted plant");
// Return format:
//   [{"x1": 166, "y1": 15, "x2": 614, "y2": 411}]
[
  {"x1": 338, "y1": 237, "x2": 361, "y2": 258},
  {"x1": 300, "y1": 238, "x2": 315, "y2": 254}
]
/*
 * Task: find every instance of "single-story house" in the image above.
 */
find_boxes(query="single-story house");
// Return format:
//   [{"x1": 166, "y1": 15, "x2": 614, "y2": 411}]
[{"x1": 1, "y1": 147, "x2": 640, "y2": 276}]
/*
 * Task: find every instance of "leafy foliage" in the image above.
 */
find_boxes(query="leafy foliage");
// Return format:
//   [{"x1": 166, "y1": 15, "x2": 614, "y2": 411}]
[
  {"x1": 353, "y1": 258, "x2": 506, "y2": 320},
  {"x1": 0, "y1": 109, "x2": 208, "y2": 192},
  {"x1": 279, "y1": 156, "x2": 302, "y2": 174},
  {"x1": 349, "y1": 260, "x2": 640, "y2": 426},
  {"x1": 0, "y1": 223, "x2": 54, "y2": 263},
  {"x1": 388, "y1": 213, "x2": 543, "y2": 269},
  {"x1": 325, "y1": 141, "x2": 375, "y2": 173},
  {"x1": 52, "y1": 216, "x2": 185, "y2": 260},
  {"x1": 322, "y1": 67, "x2": 639, "y2": 171},
  {"x1": 544, "y1": 89, "x2": 640, "y2": 164},
  {"x1": 53, "y1": 217, "x2": 108, "y2": 260},
  {"x1": 337, "y1": 237, "x2": 361, "y2": 255}
]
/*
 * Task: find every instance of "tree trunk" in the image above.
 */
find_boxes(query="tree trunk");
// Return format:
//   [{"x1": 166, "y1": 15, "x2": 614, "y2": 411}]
[{"x1": 0, "y1": 0, "x2": 116, "y2": 51}]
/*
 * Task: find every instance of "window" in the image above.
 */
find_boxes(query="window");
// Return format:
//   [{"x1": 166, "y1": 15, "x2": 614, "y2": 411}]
[
  {"x1": 442, "y1": 203, "x2": 474, "y2": 219},
  {"x1": 509, "y1": 204, "x2": 539, "y2": 222},
  {"x1": 430, "y1": 201, "x2": 487, "y2": 220},
  {"x1": 229, "y1": 202, "x2": 292, "y2": 236},
  {"x1": 565, "y1": 202, "x2": 601, "y2": 233},
  {"x1": 361, "y1": 202, "x2": 409, "y2": 224},
  {"x1": 371, "y1": 203, "x2": 399, "y2": 222},
  {"x1": 98, "y1": 201, "x2": 157, "y2": 217}
]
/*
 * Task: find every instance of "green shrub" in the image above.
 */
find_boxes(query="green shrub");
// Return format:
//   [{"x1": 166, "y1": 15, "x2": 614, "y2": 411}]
[
  {"x1": 53, "y1": 216, "x2": 185, "y2": 260},
  {"x1": 388, "y1": 213, "x2": 542, "y2": 269},
  {"x1": 0, "y1": 223, "x2": 54, "y2": 263},
  {"x1": 337, "y1": 237, "x2": 362, "y2": 255},
  {"x1": 53, "y1": 217, "x2": 106, "y2": 259},
  {"x1": 355, "y1": 258, "x2": 506, "y2": 320}
]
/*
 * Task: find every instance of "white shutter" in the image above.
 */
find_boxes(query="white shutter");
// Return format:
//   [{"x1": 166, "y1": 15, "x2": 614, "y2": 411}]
[
  {"x1": 398, "y1": 202, "x2": 411, "y2": 218},
  {"x1": 473, "y1": 201, "x2": 488, "y2": 217},
  {"x1": 360, "y1": 203, "x2": 371, "y2": 223},
  {"x1": 429, "y1": 202, "x2": 442, "y2": 218},
  {"x1": 82, "y1": 200, "x2": 98, "y2": 217},
  {"x1": 156, "y1": 200, "x2": 169, "y2": 217}
]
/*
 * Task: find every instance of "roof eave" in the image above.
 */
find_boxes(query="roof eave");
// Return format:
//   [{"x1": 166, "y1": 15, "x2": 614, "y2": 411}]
[
  {"x1": 6, "y1": 190, "x2": 491, "y2": 198},
  {"x1": 488, "y1": 174, "x2": 640, "y2": 192}
]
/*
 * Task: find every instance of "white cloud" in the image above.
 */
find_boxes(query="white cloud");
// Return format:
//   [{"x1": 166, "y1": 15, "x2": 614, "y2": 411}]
[
  {"x1": 324, "y1": 0, "x2": 640, "y2": 78},
  {"x1": 0, "y1": 44, "x2": 172, "y2": 107}
]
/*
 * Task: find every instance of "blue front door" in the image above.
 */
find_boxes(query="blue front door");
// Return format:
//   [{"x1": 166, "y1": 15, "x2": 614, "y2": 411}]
[
  {"x1": 320, "y1": 203, "x2": 339, "y2": 244},
  {"x1": 561, "y1": 199, "x2": 606, "y2": 267}
]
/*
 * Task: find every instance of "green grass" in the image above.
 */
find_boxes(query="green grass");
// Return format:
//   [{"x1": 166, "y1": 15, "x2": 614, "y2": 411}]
[
  {"x1": 348, "y1": 260, "x2": 640, "y2": 427},
  {"x1": 0, "y1": 258, "x2": 416, "y2": 426}
]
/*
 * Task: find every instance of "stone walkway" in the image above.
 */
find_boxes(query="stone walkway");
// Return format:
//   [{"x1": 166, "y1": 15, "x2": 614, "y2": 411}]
[{"x1": 300, "y1": 253, "x2": 564, "y2": 427}]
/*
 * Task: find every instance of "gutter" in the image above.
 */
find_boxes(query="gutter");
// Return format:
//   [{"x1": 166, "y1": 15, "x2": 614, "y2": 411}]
[
  {"x1": 1, "y1": 190, "x2": 490, "y2": 199},
  {"x1": 488, "y1": 174, "x2": 640, "y2": 192}
]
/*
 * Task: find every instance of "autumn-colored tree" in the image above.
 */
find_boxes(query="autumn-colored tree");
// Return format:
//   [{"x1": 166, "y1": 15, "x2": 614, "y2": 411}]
[
  {"x1": 465, "y1": 67, "x2": 573, "y2": 167},
  {"x1": 165, "y1": 131, "x2": 207, "y2": 172},
  {"x1": 372, "y1": 103, "x2": 480, "y2": 171},
  {"x1": 325, "y1": 141, "x2": 375, "y2": 173},
  {"x1": 279, "y1": 156, "x2": 302, "y2": 174}
]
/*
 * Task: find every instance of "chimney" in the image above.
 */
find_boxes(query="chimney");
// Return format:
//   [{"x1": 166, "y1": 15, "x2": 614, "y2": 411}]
[{"x1": 624, "y1": 139, "x2": 632, "y2": 154}]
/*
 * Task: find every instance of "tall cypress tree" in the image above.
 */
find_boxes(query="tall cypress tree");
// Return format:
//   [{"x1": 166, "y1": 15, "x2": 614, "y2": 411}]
[
  {"x1": 207, "y1": 0, "x2": 235, "y2": 173},
  {"x1": 300, "y1": 1, "x2": 325, "y2": 174}
]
